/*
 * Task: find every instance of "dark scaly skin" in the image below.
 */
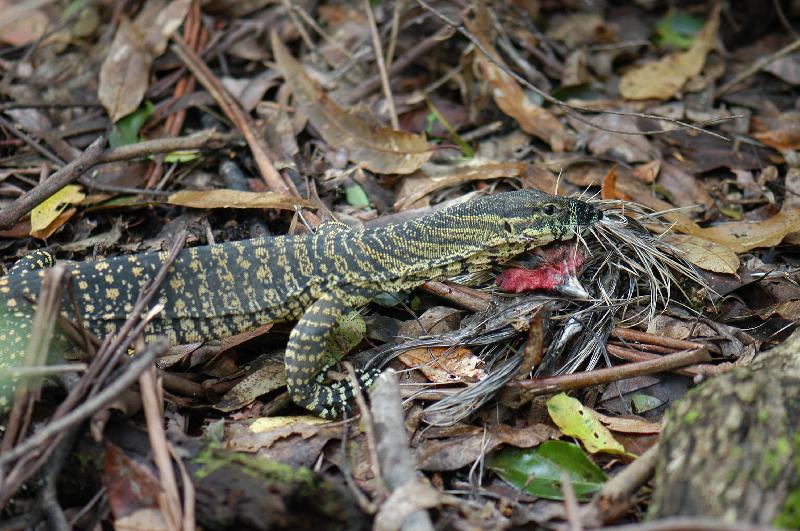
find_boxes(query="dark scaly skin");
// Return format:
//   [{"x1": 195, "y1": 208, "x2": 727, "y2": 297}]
[{"x1": 0, "y1": 189, "x2": 601, "y2": 417}]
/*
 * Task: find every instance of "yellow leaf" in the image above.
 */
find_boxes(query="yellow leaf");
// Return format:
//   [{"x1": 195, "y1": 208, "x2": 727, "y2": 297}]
[
  {"x1": 619, "y1": 5, "x2": 719, "y2": 100},
  {"x1": 167, "y1": 189, "x2": 314, "y2": 210},
  {"x1": 546, "y1": 393, "x2": 627, "y2": 455},
  {"x1": 663, "y1": 234, "x2": 740, "y2": 274},
  {"x1": 271, "y1": 32, "x2": 432, "y2": 175},
  {"x1": 30, "y1": 185, "x2": 85, "y2": 233}
]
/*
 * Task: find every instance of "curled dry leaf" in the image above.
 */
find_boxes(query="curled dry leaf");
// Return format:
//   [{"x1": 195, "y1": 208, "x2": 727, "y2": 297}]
[
  {"x1": 619, "y1": 5, "x2": 719, "y2": 100},
  {"x1": 167, "y1": 189, "x2": 315, "y2": 210},
  {"x1": 271, "y1": 32, "x2": 432, "y2": 175},
  {"x1": 467, "y1": 14, "x2": 572, "y2": 152},
  {"x1": 99, "y1": 0, "x2": 191, "y2": 122},
  {"x1": 663, "y1": 234, "x2": 740, "y2": 274}
]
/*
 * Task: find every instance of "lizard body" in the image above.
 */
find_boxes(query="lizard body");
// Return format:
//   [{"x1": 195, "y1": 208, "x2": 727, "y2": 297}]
[{"x1": 0, "y1": 189, "x2": 601, "y2": 417}]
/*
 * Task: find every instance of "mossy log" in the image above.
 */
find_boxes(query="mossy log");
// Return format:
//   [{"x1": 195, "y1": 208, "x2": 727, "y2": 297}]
[{"x1": 648, "y1": 329, "x2": 800, "y2": 528}]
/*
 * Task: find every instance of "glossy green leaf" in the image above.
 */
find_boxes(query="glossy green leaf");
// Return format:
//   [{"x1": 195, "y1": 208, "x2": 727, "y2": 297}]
[
  {"x1": 345, "y1": 184, "x2": 370, "y2": 208},
  {"x1": 488, "y1": 441, "x2": 607, "y2": 501},
  {"x1": 656, "y1": 9, "x2": 704, "y2": 49},
  {"x1": 109, "y1": 101, "x2": 154, "y2": 148}
]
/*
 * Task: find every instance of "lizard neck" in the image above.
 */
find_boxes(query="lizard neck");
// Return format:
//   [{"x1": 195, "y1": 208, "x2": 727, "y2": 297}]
[{"x1": 350, "y1": 203, "x2": 555, "y2": 284}]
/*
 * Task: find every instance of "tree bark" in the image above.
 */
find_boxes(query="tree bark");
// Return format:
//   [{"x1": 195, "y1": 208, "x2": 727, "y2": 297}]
[{"x1": 648, "y1": 329, "x2": 800, "y2": 528}]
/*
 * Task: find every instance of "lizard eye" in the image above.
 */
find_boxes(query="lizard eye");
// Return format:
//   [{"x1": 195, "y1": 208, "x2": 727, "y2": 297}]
[
  {"x1": 541, "y1": 203, "x2": 558, "y2": 216},
  {"x1": 503, "y1": 220, "x2": 514, "y2": 233}
]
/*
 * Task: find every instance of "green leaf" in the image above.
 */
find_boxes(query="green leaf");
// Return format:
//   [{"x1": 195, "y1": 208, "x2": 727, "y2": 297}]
[
  {"x1": 488, "y1": 441, "x2": 607, "y2": 501},
  {"x1": 425, "y1": 98, "x2": 474, "y2": 158},
  {"x1": 345, "y1": 183, "x2": 370, "y2": 208},
  {"x1": 109, "y1": 101, "x2": 154, "y2": 148},
  {"x1": 631, "y1": 393, "x2": 664, "y2": 414},
  {"x1": 656, "y1": 9, "x2": 704, "y2": 49},
  {"x1": 547, "y1": 393, "x2": 626, "y2": 455},
  {"x1": 164, "y1": 149, "x2": 201, "y2": 163}
]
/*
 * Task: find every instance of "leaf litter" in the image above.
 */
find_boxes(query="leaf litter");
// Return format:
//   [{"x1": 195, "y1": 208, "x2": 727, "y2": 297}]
[{"x1": 0, "y1": 1, "x2": 798, "y2": 529}]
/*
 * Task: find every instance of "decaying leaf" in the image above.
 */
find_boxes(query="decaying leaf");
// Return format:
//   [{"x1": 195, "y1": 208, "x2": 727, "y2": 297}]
[
  {"x1": 31, "y1": 185, "x2": 86, "y2": 233},
  {"x1": 601, "y1": 166, "x2": 702, "y2": 234},
  {"x1": 546, "y1": 393, "x2": 627, "y2": 455},
  {"x1": 214, "y1": 353, "x2": 285, "y2": 412},
  {"x1": 468, "y1": 10, "x2": 572, "y2": 151},
  {"x1": 568, "y1": 114, "x2": 659, "y2": 163},
  {"x1": 167, "y1": 189, "x2": 314, "y2": 210},
  {"x1": 695, "y1": 209, "x2": 800, "y2": 253},
  {"x1": 271, "y1": 32, "x2": 432, "y2": 175},
  {"x1": 99, "y1": 0, "x2": 191, "y2": 122},
  {"x1": 0, "y1": 0, "x2": 48, "y2": 46},
  {"x1": 399, "y1": 346, "x2": 486, "y2": 383},
  {"x1": 663, "y1": 234, "x2": 740, "y2": 274},
  {"x1": 751, "y1": 110, "x2": 800, "y2": 151},
  {"x1": 619, "y1": 5, "x2": 719, "y2": 100}
]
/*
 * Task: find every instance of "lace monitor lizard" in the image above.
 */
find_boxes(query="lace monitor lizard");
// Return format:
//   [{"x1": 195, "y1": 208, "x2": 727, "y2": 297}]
[{"x1": 0, "y1": 189, "x2": 601, "y2": 418}]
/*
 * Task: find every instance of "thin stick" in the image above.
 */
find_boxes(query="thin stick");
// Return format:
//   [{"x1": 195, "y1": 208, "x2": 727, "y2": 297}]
[
  {"x1": 139, "y1": 363, "x2": 182, "y2": 530},
  {"x1": 715, "y1": 37, "x2": 800, "y2": 97},
  {"x1": 0, "y1": 136, "x2": 105, "y2": 230},
  {"x1": 363, "y1": 0, "x2": 399, "y2": 129},
  {"x1": 0, "y1": 339, "x2": 164, "y2": 470},
  {"x1": 512, "y1": 347, "x2": 710, "y2": 394},
  {"x1": 171, "y1": 36, "x2": 291, "y2": 195},
  {"x1": 415, "y1": 0, "x2": 731, "y2": 141},
  {"x1": 99, "y1": 129, "x2": 240, "y2": 163},
  {"x1": 345, "y1": 25, "x2": 452, "y2": 104}
]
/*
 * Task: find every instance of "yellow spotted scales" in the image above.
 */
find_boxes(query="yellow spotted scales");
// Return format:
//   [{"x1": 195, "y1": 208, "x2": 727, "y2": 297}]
[{"x1": 0, "y1": 189, "x2": 601, "y2": 418}]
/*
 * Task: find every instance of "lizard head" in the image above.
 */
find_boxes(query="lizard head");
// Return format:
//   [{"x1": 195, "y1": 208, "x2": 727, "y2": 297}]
[{"x1": 492, "y1": 189, "x2": 602, "y2": 244}]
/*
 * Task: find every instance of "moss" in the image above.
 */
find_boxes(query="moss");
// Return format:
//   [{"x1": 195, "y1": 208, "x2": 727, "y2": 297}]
[
  {"x1": 683, "y1": 409, "x2": 700, "y2": 424},
  {"x1": 193, "y1": 444, "x2": 315, "y2": 485},
  {"x1": 773, "y1": 432, "x2": 800, "y2": 528}
]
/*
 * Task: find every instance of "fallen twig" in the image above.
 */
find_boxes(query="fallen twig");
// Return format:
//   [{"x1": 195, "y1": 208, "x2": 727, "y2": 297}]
[
  {"x1": 0, "y1": 136, "x2": 106, "y2": 230},
  {"x1": 171, "y1": 35, "x2": 292, "y2": 196},
  {"x1": 512, "y1": 347, "x2": 710, "y2": 395}
]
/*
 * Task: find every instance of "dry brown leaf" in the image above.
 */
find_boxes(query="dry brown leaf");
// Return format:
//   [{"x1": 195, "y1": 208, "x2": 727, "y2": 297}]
[
  {"x1": 663, "y1": 234, "x2": 740, "y2": 274},
  {"x1": 619, "y1": 5, "x2": 719, "y2": 100},
  {"x1": 751, "y1": 105, "x2": 800, "y2": 150},
  {"x1": 590, "y1": 410, "x2": 661, "y2": 435},
  {"x1": 760, "y1": 300, "x2": 800, "y2": 320},
  {"x1": 168, "y1": 190, "x2": 314, "y2": 210},
  {"x1": 468, "y1": 15, "x2": 571, "y2": 152},
  {"x1": 567, "y1": 114, "x2": 659, "y2": 163},
  {"x1": 601, "y1": 166, "x2": 702, "y2": 234},
  {"x1": 694, "y1": 209, "x2": 800, "y2": 253},
  {"x1": 271, "y1": 32, "x2": 432, "y2": 175},
  {"x1": 99, "y1": 0, "x2": 191, "y2": 122},
  {"x1": 394, "y1": 161, "x2": 529, "y2": 210},
  {"x1": 632, "y1": 160, "x2": 661, "y2": 184},
  {"x1": 0, "y1": 0, "x2": 48, "y2": 46},
  {"x1": 399, "y1": 346, "x2": 486, "y2": 383}
]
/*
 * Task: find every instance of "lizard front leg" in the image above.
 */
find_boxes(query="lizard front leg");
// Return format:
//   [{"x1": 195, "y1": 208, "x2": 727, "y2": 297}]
[{"x1": 285, "y1": 291, "x2": 378, "y2": 419}]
